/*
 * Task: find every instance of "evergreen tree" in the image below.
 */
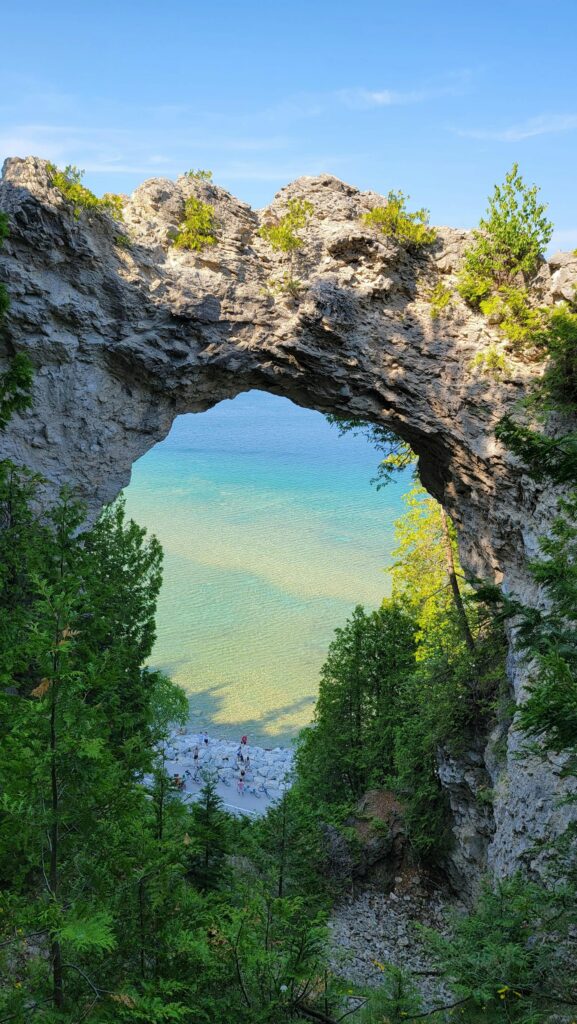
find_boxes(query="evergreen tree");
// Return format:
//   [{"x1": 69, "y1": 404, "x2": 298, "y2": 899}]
[
  {"x1": 186, "y1": 772, "x2": 231, "y2": 891},
  {"x1": 296, "y1": 601, "x2": 417, "y2": 808},
  {"x1": 457, "y1": 162, "x2": 552, "y2": 305},
  {"x1": 0, "y1": 466, "x2": 189, "y2": 1018},
  {"x1": 249, "y1": 790, "x2": 325, "y2": 902}
]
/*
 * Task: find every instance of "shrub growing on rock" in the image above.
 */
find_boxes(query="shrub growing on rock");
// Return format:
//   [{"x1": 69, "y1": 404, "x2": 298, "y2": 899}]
[
  {"x1": 263, "y1": 273, "x2": 304, "y2": 298},
  {"x1": 362, "y1": 190, "x2": 436, "y2": 248},
  {"x1": 458, "y1": 164, "x2": 552, "y2": 304},
  {"x1": 184, "y1": 168, "x2": 213, "y2": 181},
  {"x1": 469, "y1": 345, "x2": 511, "y2": 379},
  {"x1": 173, "y1": 195, "x2": 218, "y2": 251},
  {"x1": 47, "y1": 164, "x2": 124, "y2": 221},
  {"x1": 457, "y1": 163, "x2": 552, "y2": 353},
  {"x1": 479, "y1": 286, "x2": 546, "y2": 349},
  {"x1": 259, "y1": 198, "x2": 314, "y2": 252},
  {"x1": 428, "y1": 281, "x2": 452, "y2": 318}
]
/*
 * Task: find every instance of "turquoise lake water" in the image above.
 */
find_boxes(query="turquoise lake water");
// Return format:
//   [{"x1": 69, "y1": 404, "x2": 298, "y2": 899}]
[{"x1": 122, "y1": 391, "x2": 409, "y2": 745}]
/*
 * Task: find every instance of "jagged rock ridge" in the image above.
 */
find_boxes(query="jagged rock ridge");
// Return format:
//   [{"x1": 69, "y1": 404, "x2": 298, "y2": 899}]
[{"x1": 1, "y1": 155, "x2": 576, "y2": 889}]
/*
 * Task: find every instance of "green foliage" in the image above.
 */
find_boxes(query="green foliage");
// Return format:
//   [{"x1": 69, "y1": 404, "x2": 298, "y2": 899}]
[
  {"x1": 388, "y1": 489, "x2": 506, "y2": 858},
  {"x1": 495, "y1": 415, "x2": 577, "y2": 485},
  {"x1": 215, "y1": 893, "x2": 335, "y2": 1023},
  {"x1": 172, "y1": 195, "x2": 218, "y2": 251},
  {"x1": 0, "y1": 352, "x2": 34, "y2": 429},
  {"x1": 505, "y1": 493, "x2": 577, "y2": 756},
  {"x1": 0, "y1": 467, "x2": 339, "y2": 1023},
  {"x1": 457, "y1": 268, "x2": 493, "y2": 307},
  {"x1": 115, "y1": 232, "x2": 132, "y2": 248},
  {"x1": 427, "y1": 875, "x2": 577, "y2": 1022},
  {"x1": 247, "y1": 790, "x2": 327, "y2": 902},
  {"x1": 57, "y1": 909, "x2": 117, "y2": 953},
  {"x1": 489, "y1": 283, "x2": 577, "y2": 767},
  {"x1": 479, "y1": 286, "x2": 546, "y2": 349},
  {"x1": 304, "y1": 411, "x2": 507, "y2": 864},
  {"x1": 457, "y1": 165, "x2": 554, "y2": 370},
  {"x1": 392, "y1": 689, "x2": 454, "y2": 860},
  {"x1": 295, "y1": 483, "x2": 506, "y2": 863},
  {"x1": 263, "y1": 273, "x2": 304, "y2": 298},
  {"x1": 391, "y1": 488, "x2": 469, "y2": 661},
  {"x1": 458, "y1": 164, "x2": 552, "y2": 306},
  {"x1": 296, "y1": 602, "x2": 418, "y2": 808},
  {"x1": 532, "y1": 301, "x2": 577, "y2": 406},
  {"x1": 469, "y1": 346, "x2": 511, "y2": 379},
  {"x1": 47, "y1": 163, "x2": 124, "y2": 220},
  {"x1": 103, "y1": 983, "x2": 192, "y2": 1022},
  {"x1": 362, "y1": 190, "x2": 437, "y2": 248},
  {"x1": 149, "y1": 670, "x2": 189, "y2": 738},
  {"x1": 101, "y1": 191, "x2": 125, "y2": 220},
  {"x1": 185, "y1": 772, "x2": 231, "y2": 891},
  {"x1": 428, "y1": 281, "x2": 452, "y2": 318},
  {"x1": 259, "y1": 198, "x2": 314, "y2": 252},
  {"x1": 353, "y1": 964, "x2": 424, "y2": 1023},
  {"x1": 326, "y1": 415, "x2": 416, "y2": 487},
  {"x1": 184, "y1": 168, "x2": 213, "y2": 181},
  {"x1": 0, "y1": 469, "x2": 188, "y2": 1015}
]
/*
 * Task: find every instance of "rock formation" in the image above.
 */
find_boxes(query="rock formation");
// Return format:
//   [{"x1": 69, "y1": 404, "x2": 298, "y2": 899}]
[{"x1": 1, "y1": 155, "x2": 576, "y2": 891}]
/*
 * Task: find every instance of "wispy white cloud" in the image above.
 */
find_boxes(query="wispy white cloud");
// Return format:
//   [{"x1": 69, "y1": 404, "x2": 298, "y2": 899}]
[
  {"x1": 457, "y1": 114, "x2": 577, "y2": 142},
  {"x1": 256, "y1": 73, "x2": 470, "y2": 121},
  {"x1": 337, "y1": 82, "x2": 466, "y2": 110},
  {"x1": 0, "y1": 121, "x2": 296, "y2": 179},
  {"x1": 0, "y1": 69, "x2": 469, "y2": 193}
]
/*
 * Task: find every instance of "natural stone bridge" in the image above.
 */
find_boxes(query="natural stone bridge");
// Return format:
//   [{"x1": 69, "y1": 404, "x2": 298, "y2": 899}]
[{"x1": 1, "y1": 155, "x2": 576, "y2": 886}]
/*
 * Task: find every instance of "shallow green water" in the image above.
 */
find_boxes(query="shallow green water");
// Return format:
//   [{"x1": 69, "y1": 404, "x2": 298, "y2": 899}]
[{"x1": 122, "y1": 391, "x2": 409, "y2": 745}]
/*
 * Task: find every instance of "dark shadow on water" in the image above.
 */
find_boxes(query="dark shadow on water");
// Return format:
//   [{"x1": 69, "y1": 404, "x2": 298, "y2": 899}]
[{"x1": 164, "y1": 678, "x2": 316, "y2": 749}]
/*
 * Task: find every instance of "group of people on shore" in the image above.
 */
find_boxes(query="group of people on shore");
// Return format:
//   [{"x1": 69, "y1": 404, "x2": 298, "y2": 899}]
[
  {"x1": 170, "y1": 733, "x2": 251, "y2": 795},
  {"x1": 236, "y1": 735, "x2": 250, "y2": 794}
]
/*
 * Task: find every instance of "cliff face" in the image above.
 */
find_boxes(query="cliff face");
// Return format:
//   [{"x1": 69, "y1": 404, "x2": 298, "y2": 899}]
[{"x1": 1, "y1": 156, "x2": 576, "y2": 889}]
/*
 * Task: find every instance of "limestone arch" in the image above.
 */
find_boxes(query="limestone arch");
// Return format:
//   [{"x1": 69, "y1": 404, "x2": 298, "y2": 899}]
[{"x1": 2, "y1": 155, "x2": 577, "y2": 880}]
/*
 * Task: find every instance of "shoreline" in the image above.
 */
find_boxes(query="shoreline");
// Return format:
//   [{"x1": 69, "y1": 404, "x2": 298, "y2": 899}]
[{"x1": 163, "y1": 728, "x2": 295, "y2": 816}]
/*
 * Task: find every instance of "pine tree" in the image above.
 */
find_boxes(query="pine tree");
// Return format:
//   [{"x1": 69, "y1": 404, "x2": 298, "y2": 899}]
[{"x1": 186, "y1": 772, "x2": 231, "y2": 891}]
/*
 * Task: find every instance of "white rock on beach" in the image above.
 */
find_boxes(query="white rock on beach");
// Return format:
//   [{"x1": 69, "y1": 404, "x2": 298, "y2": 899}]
[{"x1": 161, "y1": 728, "x2": 295, "y2": 816}]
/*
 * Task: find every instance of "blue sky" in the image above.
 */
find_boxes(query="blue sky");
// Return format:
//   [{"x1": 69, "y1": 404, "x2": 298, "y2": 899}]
[{"x1": 1, "y1": 0, "x2": 576, "y2": 248}]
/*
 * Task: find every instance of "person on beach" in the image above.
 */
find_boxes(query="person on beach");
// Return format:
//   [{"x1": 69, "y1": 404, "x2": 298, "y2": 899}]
[
  {"x1": 237, "y1": 769, "x2": 245, "y2": 795},
  {"x1": 192, "y1": 745, "x2": 200, "y2": 780},
  {"x1": 202, "y1": 731, "x2": 209, "y2": 748}
]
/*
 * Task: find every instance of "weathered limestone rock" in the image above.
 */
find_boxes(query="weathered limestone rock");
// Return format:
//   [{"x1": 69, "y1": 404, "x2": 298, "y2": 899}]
[
  {"x1": 1, "y1": 156, "x2": 575, "y2": 887},
  {"x1": 437, "y1": 740, "x2": 495, "y2": 896},
  {"x1": 321, "y1": 790, "x2": 409, "y2": 888}
]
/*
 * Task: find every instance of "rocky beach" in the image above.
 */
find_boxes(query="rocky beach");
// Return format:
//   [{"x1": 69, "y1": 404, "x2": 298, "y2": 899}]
[{"x1": 160, "y1": 729, "x2": 294, "y2": 815}]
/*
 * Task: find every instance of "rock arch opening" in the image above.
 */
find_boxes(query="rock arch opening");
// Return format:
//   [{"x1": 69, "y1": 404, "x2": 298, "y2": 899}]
[{"x1": 122, "y1": 389, "x2": 411, "y2": 745}]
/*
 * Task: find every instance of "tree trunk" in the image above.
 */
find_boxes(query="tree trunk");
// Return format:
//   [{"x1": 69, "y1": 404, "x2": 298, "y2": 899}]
[
  {"x1": 440, "y1": 508, "x2": 475, "y2": 653},
  {"x1": 50, "y1": 677, "x2": 64, "y2": 1011},
  {"x1": 278, "y1": 796, "x2": 286, "y2": 899}
]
